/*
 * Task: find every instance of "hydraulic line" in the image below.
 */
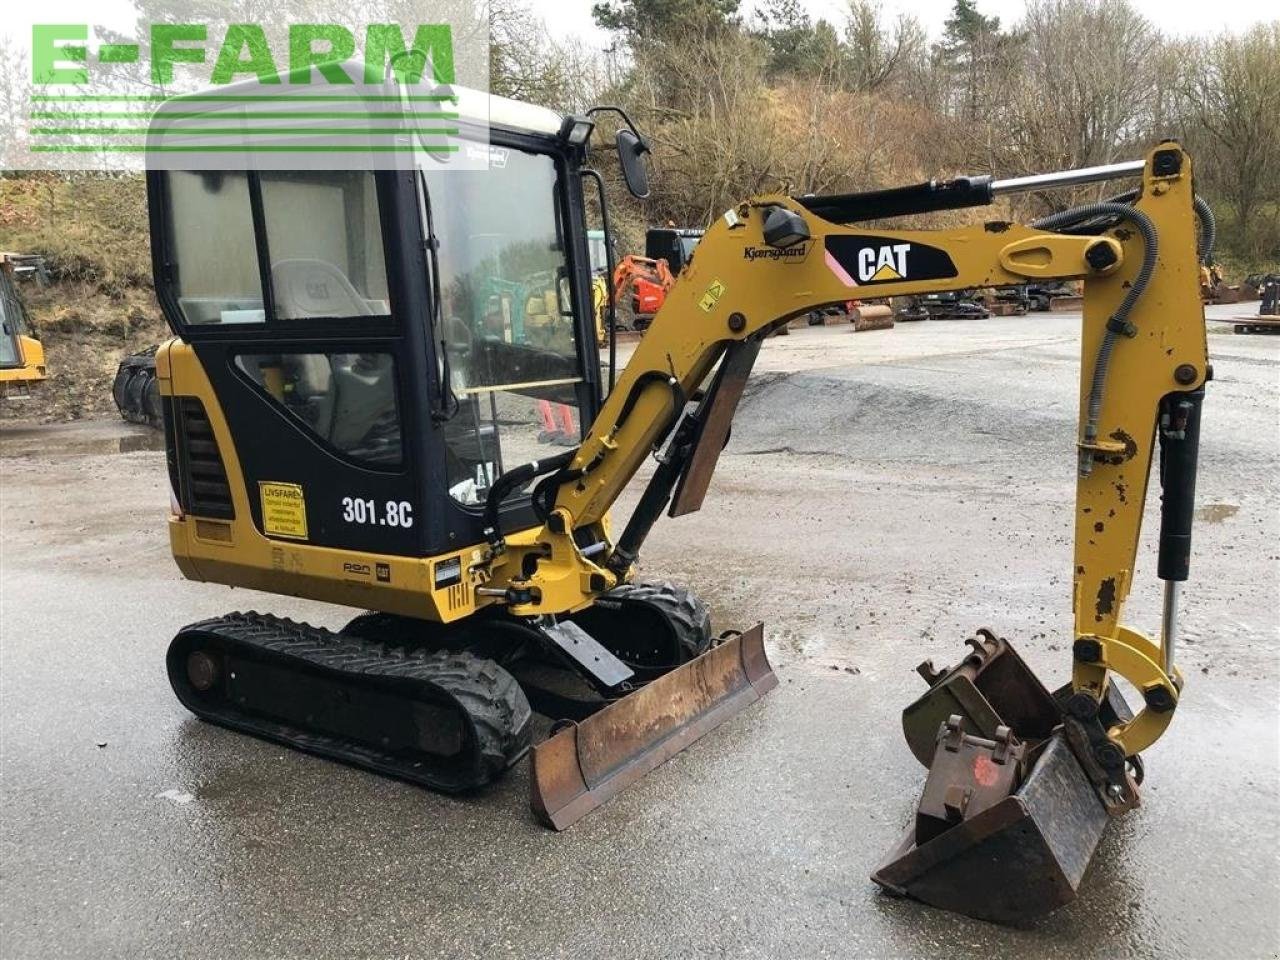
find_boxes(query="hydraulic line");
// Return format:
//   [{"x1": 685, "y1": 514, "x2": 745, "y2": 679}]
[
  {"x1": 1193, "y1": 195, "x2": 1216, "y2": 265},
  {"x1": 1032, "y1": 202, "x2": 1158, "y2": 476},
  {"x1": 483, "y1": 450, "x2": 578, "y2": 552},
  {"x1": 1089, "y1": 188, "x2": 1214, "y2": 266}
]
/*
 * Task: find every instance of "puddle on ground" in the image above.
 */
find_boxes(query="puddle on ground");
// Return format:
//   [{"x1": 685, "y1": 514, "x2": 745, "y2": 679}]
[
  {"x1": 0, "y1": 423, "x2": 165, "y2": 459},
  {"x1": 117, "y1": 431, "x2": 165, "y2": 453},
  {"x1": 1196, "y1": 502, "x2": 1239, "y2": 523}
]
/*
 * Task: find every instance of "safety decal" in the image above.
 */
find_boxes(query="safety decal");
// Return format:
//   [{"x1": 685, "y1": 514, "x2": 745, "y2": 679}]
[
  {"x1": 259, "y1": 481, "x2": 308, "y2": 540},
  {"x1": 699, "y1": 278, "x2": 727, "y2": 312}
]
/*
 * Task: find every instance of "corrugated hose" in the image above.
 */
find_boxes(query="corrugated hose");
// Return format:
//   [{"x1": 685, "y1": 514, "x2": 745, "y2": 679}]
[{"x1": 1031, "y1": 201, "x2": 1159, "y2": 476}]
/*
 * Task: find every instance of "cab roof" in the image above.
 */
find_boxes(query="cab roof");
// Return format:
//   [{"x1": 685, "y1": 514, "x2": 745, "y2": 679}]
[{"x1": 150, "y1": 71, "x2": 564, "y2": 142}]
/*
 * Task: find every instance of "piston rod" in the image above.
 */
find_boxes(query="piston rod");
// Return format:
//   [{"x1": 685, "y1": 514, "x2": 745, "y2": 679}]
[
  {"x1": 1161, "y1": 580, "x2": 1181, "y2": 675},
  {"x1": 991, "y1": 160, "x2": 1146, "y2": 196}
]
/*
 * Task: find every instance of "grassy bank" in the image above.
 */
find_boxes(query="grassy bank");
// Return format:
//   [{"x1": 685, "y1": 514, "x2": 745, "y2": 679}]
[{"x1": 1, "y1": 173, "x2": 167, "y2": 423}]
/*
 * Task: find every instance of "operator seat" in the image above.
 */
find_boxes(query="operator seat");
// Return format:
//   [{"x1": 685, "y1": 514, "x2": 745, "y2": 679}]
[{"x1": 269, "y1": 260, "x2": 397, "y2": 458}]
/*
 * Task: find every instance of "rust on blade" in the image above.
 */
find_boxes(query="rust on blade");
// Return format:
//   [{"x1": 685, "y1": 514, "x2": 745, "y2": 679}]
[{"x1": 530, "y1": 623, "x2": 778, "y2": 830}]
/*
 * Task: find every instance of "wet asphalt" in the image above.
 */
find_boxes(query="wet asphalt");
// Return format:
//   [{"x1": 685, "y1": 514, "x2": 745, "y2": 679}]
[{"x1": 1, "y1": 306, "x2": 1277, "y2": 959}]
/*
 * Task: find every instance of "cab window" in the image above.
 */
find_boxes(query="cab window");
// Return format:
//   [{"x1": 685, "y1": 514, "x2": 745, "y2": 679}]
[
  {"x1": 260, "y1": 172, "x2": 389, "y2": 320},
  {"x1": 166, "y1": 171, "x2": 263, "y2": 325},
  {"x1": 162, "y1": 170, "x2": 389, "y2": 326},
  {"x1": 235, "y1": 351, "x2": 402, "y2": 468}
]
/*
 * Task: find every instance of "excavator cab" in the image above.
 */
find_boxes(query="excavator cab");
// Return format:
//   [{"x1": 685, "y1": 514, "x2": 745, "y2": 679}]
[{"x1": 151, "y1": 156, "x2": 598, "y2": 549}]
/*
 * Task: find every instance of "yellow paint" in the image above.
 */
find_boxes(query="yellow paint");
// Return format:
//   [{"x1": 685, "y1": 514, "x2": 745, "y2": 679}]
[{"x1": 0, "y1": 336, "x2": 46, "y2": 387}]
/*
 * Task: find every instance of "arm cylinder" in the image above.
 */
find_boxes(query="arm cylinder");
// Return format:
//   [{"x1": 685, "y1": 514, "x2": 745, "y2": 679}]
[
  {"x1": 797, "y1": 176, "x2": 993, "y2": 224},
  {"x1": 1157, "y1": 388, "x2": 1205, "y2": 674},
  {"x1": 1157, "y1": 388, "x2": 1205, "y2": 582},
  {"x1": 991, "y1": 160, "x2": 1146, "y2": 197}
]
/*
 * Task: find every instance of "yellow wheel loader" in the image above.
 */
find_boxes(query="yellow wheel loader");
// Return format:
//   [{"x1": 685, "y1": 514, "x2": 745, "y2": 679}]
[
  {"x1": 0, "y1": 254, "x2": 49, "y2": 401},
  {"x1": 148, "y1": 84, "x2": 1210, "y2": 925}
]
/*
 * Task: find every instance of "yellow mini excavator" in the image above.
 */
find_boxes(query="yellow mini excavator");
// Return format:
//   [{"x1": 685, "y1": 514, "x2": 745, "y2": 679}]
[
  {"x1": 149, "y1": 83, "x2": 1209, "y2": 925},
  {"x1": 0, "y1": 254, "x2": 49, "y2": 401}
]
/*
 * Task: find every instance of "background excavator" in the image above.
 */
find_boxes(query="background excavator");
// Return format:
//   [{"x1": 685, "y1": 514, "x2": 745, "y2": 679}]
[
  {"x1": 0, "y1": 253, "x2": 50, "y2": 402},
  {"x1": 610, "y1": 253, "x2": 675, "y2": 329},
  {"x1": 147, "y1": 79, "x2": 1209, "y2": 926}
]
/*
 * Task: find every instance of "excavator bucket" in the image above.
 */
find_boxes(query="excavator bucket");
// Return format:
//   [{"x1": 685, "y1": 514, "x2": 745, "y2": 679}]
[
  {"x1": 876, "y1": 632, "x2": 1136, "y2": 924},
  {"x1": 530, "y1": 623, "x2": 777, "y2": 830},
  {"x1": 873, "y1": 730, "x2": 1109, "y2": 925}
]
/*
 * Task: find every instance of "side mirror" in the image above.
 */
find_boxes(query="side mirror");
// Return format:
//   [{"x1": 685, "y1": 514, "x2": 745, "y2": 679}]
[{"x1": 616, "y1": 129, "x2": 651, "y2": 200}]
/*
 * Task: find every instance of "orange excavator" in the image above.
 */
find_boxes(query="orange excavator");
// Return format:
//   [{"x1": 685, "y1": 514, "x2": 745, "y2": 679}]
[{"x1": 612, "y1": 254, "x2": 675, "y2": 330}]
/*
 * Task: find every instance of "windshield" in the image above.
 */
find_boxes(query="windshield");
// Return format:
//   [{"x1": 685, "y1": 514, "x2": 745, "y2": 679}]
[{"x1": 421, "y1": 147, "x2": 584, "y2": 506}]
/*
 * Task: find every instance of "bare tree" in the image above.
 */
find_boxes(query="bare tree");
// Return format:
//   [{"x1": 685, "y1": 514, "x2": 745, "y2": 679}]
[
  {"x1": 1177, "y1": 23, "x2": 1280, "y2": 258},
  {"x1": 995, "y1": 0, "x2": 1160, "y2": 209},
  {"x1": 842, "y1": 0, "x2": 926, "y2": 93},
  {"x1": 490, "y1": 0, "x2": 607, "y2": 109},
  {"x1": 0, "y1": 35, "x2": 31, "y2": 169}
]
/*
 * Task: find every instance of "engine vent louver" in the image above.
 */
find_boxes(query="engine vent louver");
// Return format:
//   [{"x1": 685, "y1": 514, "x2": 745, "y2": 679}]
[{"x1": 166, "y1": 396, "x2": 235, "y2": 520}]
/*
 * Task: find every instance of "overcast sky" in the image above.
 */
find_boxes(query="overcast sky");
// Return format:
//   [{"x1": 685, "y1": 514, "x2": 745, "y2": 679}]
[
  {"x1": 530, "y1": 0, "x2": 1277, "y2": 47},
  {"x1": 2, "y1": 0, "x2": 1274, "y2": 49}
]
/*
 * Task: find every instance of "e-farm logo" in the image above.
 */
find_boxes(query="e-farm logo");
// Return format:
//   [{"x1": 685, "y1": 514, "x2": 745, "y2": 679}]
[
  {"x1": 31, "y1": 24, "x2": 455, "y2": 87},
  {"x1": 12, "y1": 18, "x2": 489, "y2": 172}
]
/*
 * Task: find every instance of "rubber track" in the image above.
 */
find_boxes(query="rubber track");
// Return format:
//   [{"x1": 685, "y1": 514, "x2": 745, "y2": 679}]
[
  {"x1": 571, "y1": 580, "x2": 712, "y2": 679},
  {"x1": 168, "y1": 611, "x2": 531, "y2": 793}
]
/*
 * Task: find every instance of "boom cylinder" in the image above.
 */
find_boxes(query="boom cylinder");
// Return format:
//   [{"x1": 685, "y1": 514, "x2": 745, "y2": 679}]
[{"x1": 991, "y1": 160, "x2": 1146, "y2": 196}]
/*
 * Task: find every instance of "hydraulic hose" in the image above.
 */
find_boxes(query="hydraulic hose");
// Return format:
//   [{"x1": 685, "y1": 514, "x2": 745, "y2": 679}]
[
  {"x1": 1032, "y1": 202, "x2": 1159, "y2": 476},
  {"x1": 1193, "y1": 195, "x2": 1216, "y2": 265},
  {"x1": 1102, "y1": 188, "x2": 1214, "y2": 265},
  {"x1": 483, "y1": 450, "x2": 577, "y2": 553}
]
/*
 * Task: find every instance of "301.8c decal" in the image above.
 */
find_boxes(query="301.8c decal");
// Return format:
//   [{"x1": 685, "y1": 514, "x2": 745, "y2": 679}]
[{"x1": 341, "y1": 497, "x2": 414, "y2": 528}]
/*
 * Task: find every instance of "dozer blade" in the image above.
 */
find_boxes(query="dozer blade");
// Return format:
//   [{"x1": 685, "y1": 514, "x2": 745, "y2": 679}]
[
  {"x1": 530, "y1": 622, "x2": 777, "y2": 830},
  {"x1": 873, "y1": 731, "x2": 1108, "y2": 925}
]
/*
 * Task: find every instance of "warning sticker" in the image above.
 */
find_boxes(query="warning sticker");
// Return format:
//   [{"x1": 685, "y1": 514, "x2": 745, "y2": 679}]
[
  {"x1": 259, "y1": 482, "x2": 308, "y2": 540},
  {"x1": 698, "y1": 278, "x2": 726, "y2": 312}
]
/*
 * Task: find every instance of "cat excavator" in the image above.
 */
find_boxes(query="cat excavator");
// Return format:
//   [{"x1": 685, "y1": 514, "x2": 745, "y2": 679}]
[{"x1": 148, "y1": 81, "x2": 1209, "y2": 926}]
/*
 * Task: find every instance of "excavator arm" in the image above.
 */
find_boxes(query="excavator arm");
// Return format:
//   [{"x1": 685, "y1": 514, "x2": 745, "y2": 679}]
[{"x1": 502, "y1": 144, "x2": 1208, "y2": 856}]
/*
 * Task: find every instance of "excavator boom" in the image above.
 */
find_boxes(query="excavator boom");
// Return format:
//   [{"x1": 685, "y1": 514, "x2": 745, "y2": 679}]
[{"x1": 507, "y1": 145, "x2": 1208, "y2": 918}]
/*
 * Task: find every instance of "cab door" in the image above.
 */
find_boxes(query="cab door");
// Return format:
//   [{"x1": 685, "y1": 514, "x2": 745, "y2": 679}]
[{"x1": 150, "y1": 169, "x2": 437, "y2": 557}]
